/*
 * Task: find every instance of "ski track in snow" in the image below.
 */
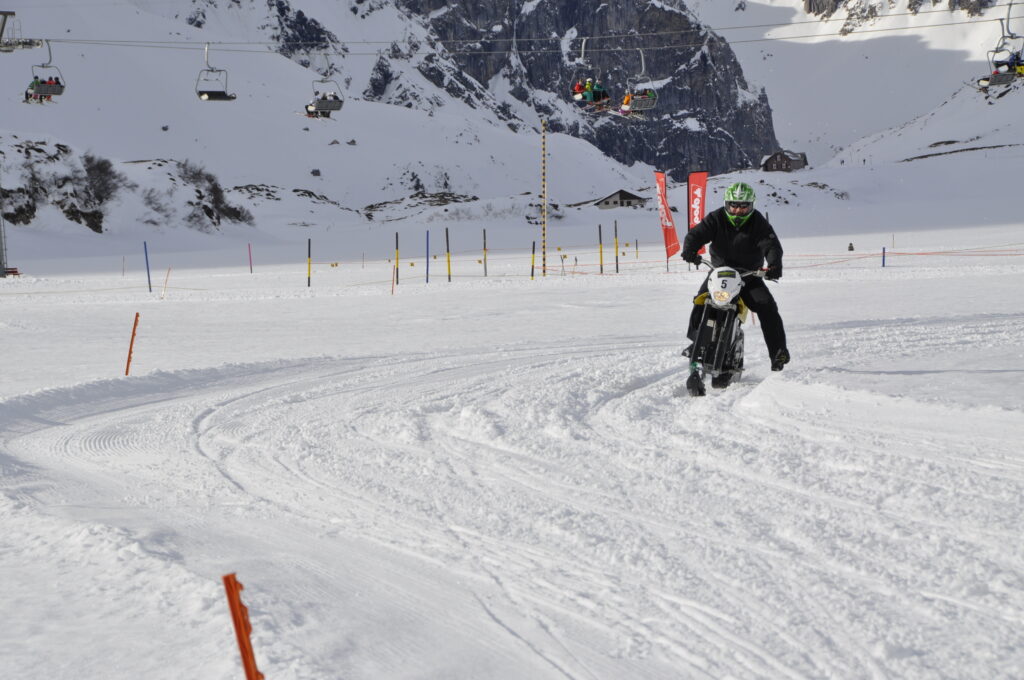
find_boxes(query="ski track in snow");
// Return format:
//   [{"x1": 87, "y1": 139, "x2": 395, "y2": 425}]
[{"x1": 3, "y1": 322, "x2": 1023, "y2": 679}]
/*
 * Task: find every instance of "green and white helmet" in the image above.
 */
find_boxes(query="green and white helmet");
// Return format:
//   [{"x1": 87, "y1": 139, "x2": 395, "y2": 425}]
[{"x1": 723, "y1": 182, "x2": 756, "y2": 227}]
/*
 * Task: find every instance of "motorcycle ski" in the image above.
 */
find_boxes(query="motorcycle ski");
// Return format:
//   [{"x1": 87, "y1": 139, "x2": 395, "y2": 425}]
[{"x1": 683, "y1": 260, "x2": 766, "y2": 397}]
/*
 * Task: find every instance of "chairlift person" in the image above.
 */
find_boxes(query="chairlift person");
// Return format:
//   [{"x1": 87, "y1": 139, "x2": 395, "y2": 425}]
[
  {"x1": 590, "y1": 79, "x2": 610, "y2": 110},
  {"x1": 618, "y1": 92, "x2": 632, "y2": 116},
  {"x1": 23, "y1": 75, "x2": 40, "y2": 103}
]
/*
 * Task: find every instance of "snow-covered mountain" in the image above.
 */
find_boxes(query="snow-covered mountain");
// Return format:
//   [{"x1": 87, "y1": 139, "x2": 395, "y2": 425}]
[
  {"x1": 1, "y1": 0, "x2": 1021, "y2": 249},
  {"x1": 686, "y1": 0, "x2": 1012, "y2": 161}
]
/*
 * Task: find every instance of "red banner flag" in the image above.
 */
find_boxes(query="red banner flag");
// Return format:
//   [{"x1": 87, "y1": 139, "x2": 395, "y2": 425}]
[
  {"x1": 687, "y1": 171, "x2": 709, "y2": 254},
  {"x1": 654, "y1": 171, "x2": 680, "y2": 258}
]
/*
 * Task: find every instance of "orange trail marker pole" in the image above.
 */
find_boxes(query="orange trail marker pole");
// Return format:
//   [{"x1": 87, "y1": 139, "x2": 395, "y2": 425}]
[
  {"x1": 222, "y1": 573, "x2": 264, "y2": 680},
  {"x1": 125, "y1": 312, "x2": 140, "y2": 376}
]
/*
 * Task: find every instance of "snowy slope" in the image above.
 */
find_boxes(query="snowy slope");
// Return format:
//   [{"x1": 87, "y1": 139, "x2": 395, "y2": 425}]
[{"x1": 685, "y1": 0, "x2": 1011, "y2": 162}]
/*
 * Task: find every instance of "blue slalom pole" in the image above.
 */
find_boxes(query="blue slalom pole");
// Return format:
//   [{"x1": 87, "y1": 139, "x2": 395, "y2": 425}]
[
  {"x1": 882, "y1": 247, "x2": 886, "y2": 268},
  {"x1": 426, "y1": 230, "x2": 430, "y2": 284},
  {"x1": 144, "y1": 241, "x2": 152, "y2": 292}
]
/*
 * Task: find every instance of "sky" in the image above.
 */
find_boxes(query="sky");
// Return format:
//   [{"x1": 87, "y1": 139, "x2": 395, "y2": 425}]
[{"x1": 2, "y1": 1, "x2": 1024, "y2": 679}]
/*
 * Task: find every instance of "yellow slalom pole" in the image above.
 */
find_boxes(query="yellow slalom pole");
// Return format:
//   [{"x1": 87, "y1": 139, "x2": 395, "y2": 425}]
[
  {"x1": 530, "y1": 241, "x2": 536, "y2": 280},
  {"x1": 445, "y1": 227, "x2": 452, "y2": 283},
  {"x1": 614, "y1": 220, "x2": 619, "y2": 274},
  {"x1": 307, "y1": 238, "x2": 311, "y2": 287}
]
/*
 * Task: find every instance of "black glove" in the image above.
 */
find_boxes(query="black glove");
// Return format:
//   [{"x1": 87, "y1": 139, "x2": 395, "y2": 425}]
[
  {"x1": 681, "y1": 251, "x2": 702, "y2": 265},
  {"x1": 765, "y1": 263, "x2": 782, "y2": 281}
]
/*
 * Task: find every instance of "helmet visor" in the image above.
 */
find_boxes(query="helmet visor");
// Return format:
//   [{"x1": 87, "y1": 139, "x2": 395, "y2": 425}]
[{"x1": 725, "y1": 201, "x2": 753, "y2": 215}]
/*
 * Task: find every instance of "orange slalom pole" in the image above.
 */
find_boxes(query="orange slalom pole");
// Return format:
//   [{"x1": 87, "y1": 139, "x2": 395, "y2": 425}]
[
  {"x1": 125, "y1": 312, "x2": 140, "y2": 376},
  {"x1": 222, "y1": 573, "x2": 264, "y2": 680}
]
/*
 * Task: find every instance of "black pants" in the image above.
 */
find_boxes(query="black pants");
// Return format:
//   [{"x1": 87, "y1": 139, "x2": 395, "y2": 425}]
[{"x1": 687, "y1": 276, "x2": 787, "y2": 358}]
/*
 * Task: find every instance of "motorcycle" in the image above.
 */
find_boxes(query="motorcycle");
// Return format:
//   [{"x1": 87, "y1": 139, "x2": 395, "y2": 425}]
[{"x1": 684, "y1": 259, "x2": 766, "y2": 397}]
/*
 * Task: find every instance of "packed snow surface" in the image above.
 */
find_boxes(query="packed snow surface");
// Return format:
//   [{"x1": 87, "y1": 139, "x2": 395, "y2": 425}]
[{"x1": 2, "y1": 224, "x2": 1023, "y2": 679}]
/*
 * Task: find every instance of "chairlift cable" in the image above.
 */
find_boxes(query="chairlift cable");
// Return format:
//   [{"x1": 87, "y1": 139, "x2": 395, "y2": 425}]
[
  {"x1": 37, "y1": 4, "x2": 1020, "y2": 53},
  {"x1": 42, "y1": 14, "x2": 1023, "y2": 60}
]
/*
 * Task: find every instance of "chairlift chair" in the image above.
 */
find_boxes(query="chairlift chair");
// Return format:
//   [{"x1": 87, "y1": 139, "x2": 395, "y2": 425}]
[
  {"x1": 196, "y1": 44, "x2": 236, "y2": 101},
  {"x1": 625, "y1": 49, "x2": 657, "y2": 112},
  {"x1": 978, "y1": 2, "x2": 1023, "y2": 88},
  {"x1": 567, "y1": 38, "x2": 613, "y2": 111},
  {"x1": 30, "y1": 40, "x2": 66, "y2": 97},
  {"x1": 568, "y1": 38, "x2": 591, "y2": 103},
  {"x1": 310, "y1": 78, "x2": 343, "y2": 112}
]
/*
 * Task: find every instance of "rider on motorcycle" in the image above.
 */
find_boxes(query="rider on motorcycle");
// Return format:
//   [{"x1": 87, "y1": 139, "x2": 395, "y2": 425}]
[{"x1": 680, "y1": 181, "x2": 790, "y2": 371}]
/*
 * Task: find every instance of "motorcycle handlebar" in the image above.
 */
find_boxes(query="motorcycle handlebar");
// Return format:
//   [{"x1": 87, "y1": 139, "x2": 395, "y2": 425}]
[{"x1": 694, "y1": 257, "x2": 766, "y2": 278}]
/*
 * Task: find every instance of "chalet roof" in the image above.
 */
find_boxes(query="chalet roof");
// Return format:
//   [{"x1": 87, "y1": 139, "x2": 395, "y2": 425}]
[{"x1": 593, "y1": 189, "x2": 647, "y2": 203}]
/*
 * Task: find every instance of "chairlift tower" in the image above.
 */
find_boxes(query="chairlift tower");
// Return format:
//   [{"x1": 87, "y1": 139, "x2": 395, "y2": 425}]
[
  {"x1": 1, "y1": 9, "x2": 40, "y2": 277},
  {"x1": 0, "y1": 167, "x2": 9, "y2": 278},
  {"x1": 0, "y1": 11, "x2": 43, "y2": 52}
]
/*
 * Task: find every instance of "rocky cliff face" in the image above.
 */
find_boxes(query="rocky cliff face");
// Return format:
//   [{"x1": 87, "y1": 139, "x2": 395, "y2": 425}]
[
  {"x1": 388, "y1": 0, "x2": 779, "y2": 179},
  {"x1": 803, "y1": 0, "x2": 996, "y2": 22}
]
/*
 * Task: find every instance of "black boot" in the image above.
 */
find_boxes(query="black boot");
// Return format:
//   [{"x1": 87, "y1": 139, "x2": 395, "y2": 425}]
[
  {"x1": 686, "y1": 371, "x2": 706, "y2": 397},
  {"x1": 771, "y1": 348, "x2": 790, "y2": 372}
]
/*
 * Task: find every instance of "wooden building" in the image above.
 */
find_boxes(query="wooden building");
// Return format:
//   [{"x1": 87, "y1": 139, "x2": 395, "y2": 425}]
[
  {"x1": 761, "y1": 150, "x2": 808, "y2": 172},
  {"x1": 593, "y1": 190, "x2": 649, "y2": 209}
]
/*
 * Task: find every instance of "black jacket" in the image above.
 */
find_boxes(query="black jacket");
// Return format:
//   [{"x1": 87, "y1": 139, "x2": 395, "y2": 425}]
[{"x1": 682, "y1": 207, "x2": 783, "y2": 271}]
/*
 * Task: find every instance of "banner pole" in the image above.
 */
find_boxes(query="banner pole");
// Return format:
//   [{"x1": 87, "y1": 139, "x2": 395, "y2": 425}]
[{"x1": 654, "y1": 171, "x2": 681, "y2": 261}]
